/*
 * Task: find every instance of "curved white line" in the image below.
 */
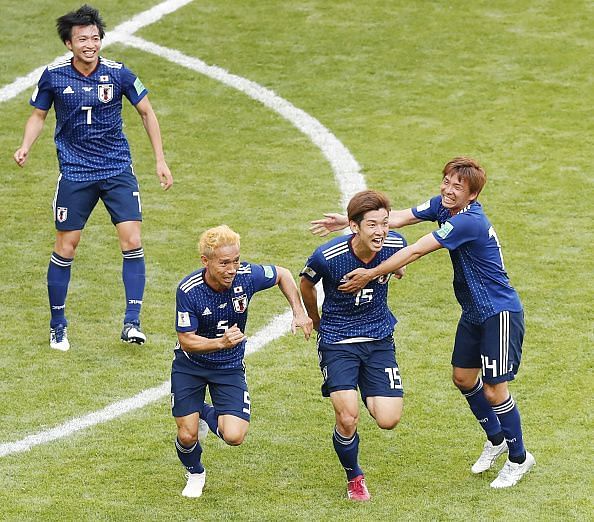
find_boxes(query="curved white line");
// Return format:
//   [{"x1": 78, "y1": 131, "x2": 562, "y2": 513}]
[
  {"x1": 0, "y1": 6, "x2": 365, "y2": 457},
  {"x1": 123, "y1": 35, "x2": 366, "y2": 208}
]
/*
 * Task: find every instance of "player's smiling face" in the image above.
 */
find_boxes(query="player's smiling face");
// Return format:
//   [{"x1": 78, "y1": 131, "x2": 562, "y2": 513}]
[
  {"x1": 440, "y1": 172, "x2": 478, "y2": 215},
  {"x1": 202, "y1": 244, "x2": 241, "y2": 292},
  {"x1": 66, "y1": 24, "x2": 102, "y2": 70},
  {"x1": 350, "y1": 208, "x2": 389, "y2": 259}
]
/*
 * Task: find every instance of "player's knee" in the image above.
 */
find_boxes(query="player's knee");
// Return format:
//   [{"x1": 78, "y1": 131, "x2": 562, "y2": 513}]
[
  {"x1": 336, "y1": 411, "x2": 359, "y2": 433},
  {"x1": 452, "y1": 373, "x2": 474, "y2": 391},
  {"x1": 482, "y1": 382, "x2": 508, "y2": 405},
  {"x1": 377, "y1": 412, "x2": 401, "y2": 430},
  {"x1": 222, "y1": 429, "x2": 247, "y2": 446},
  {"x1": 177, "y1": 427, "x2": 198, "y2": 447}
]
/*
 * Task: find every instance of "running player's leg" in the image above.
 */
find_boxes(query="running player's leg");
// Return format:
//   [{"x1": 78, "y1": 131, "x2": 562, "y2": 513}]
[
  {"x1": 102, "y1": 168, "x2": 145, "y2": 342},
  {"x1": 206, "y1": 366, "x2": 251, "y2": 446},
  {"x1": 320, "y1": 343, "x2": 369, "y2": 500},
  {"x1": 480, "y1": 311, "x2": 534, "y2": 488},
  {"x1": 171, "y1": 352, "x2": 207, "y2": 497},
  {"x1": 361, "y1": 337, "x2": 404, "y2": 430},
  {"x1": 49, "y1": 176, "x2": 99, "y2": 350},
  {"x1": 452, "y1": 317, "x2": 507, "y2": 471}
]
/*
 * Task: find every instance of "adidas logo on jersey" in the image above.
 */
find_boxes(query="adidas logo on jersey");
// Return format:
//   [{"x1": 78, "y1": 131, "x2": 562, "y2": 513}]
[
  {"x1": 202, "y1": 307, "x2": 212, "y2": 316},
  {"x1": 62, "y1": 86, "x2": 74, "y2": 94}
]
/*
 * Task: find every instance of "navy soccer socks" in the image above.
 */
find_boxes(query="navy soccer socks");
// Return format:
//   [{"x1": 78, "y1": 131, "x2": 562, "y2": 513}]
[
  {"x1": 493, "y1": 395, "x2": 526, "y2": 463},
  {"x1": 122, "y1": 247, "x2": 145, "y2": 325},
  {"x1": 462, "y1": 378, "x2": 505, "y2": 445},
  {"x1": 333, "y1": 426, "x2": 363, "y2": 480},
  {"x1": 47, "y1": 252, "x2": 72, "y2": 328},
  {"x1": 175, "y1": 438, "x2": 205, "y2": 474}
]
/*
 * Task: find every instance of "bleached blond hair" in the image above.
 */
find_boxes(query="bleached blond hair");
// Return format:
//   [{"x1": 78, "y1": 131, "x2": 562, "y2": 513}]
[{"x1": 199, "y1": 225, "x2": 241, "y2": 259}]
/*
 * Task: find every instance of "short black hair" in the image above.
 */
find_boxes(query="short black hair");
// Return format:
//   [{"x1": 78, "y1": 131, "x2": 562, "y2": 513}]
[{"x1": 56, "y1": 4, "x2": 106, "y2": 43}]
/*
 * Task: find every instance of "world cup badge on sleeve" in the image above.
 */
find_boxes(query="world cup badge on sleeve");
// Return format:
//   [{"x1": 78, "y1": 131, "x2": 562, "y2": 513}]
[{"x1": 98, "y1": 84, "x2": 114, "y2": 103}]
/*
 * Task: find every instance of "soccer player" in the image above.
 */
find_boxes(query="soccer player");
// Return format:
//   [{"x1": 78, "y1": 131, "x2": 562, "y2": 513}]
[
  {"x1": 13, "y1": 5, "x2": 173, "y2": 351},
  {"x1": 171, "y1": 225, "x2": 312, "y2": 498},
  {"x1": 311, "y1": 157, "x2": 535, "y2": 489},
  {"x1": 300, "y1": 190, "x2": 407, "y2": 501}
]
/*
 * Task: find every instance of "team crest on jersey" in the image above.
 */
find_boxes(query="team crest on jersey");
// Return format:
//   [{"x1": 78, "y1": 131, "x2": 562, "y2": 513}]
[
  {"x1": 98, "y1": 84, "x2": 114, "y2": 103},
  {"x1": 232, "y1": 295, "x2": 248, "y2": 313},
  {"x1": 56, "y1": 207, "x2": 68, "y2": 222}
]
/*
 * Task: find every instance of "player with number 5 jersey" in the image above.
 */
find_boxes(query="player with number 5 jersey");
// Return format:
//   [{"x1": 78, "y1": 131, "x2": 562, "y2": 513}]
[
  {"x1": 311, "y1": 157, "x2": 535, "y2": 489},
  {"x1": 171, "y1": 225, "x2": 312, "y2": 498},
  {"x1": 300, "y1": 190, "x2": 407, "y2": 502},
  {"x1": 13, "y1": 5, "x2": 173, "y2": 351}
]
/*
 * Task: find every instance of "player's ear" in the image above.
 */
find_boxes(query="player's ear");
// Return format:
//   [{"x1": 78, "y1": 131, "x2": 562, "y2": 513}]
[
  {"x1": 200, "y1": 254, "x2": 209, "y2": 267},
  {"x1": 349, "y1": 220, "x2": 359, "y2": 234}
]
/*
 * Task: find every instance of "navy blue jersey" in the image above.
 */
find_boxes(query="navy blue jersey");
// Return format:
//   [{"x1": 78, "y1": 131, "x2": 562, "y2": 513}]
[
  {"x1": 31, "y1": 57, "x2": 147, "y2": 181},
  {"x1": 412, "y1": 195, "x2": 522, "y2": 324},
  {"x1": 301, "y1": 231, "x2": 407, "y2": 343},
  {"x1": 175, "y1": 262, "x2": 277, "y2": 369}
]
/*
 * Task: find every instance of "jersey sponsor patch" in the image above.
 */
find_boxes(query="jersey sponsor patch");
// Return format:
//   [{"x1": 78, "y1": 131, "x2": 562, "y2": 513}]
[
  {"x1": 436, "y1": 221, "x2": 454, "y2": 239},
  {"x1": 416, "y1": 200, "x2": 431, "y2": 212},
  {"x1": 177, "y1": 311, "x2": 191, "y2": 327},
  {"x1": 134, "y1": 77, "x2": 146, "y2": 96},
  {"x1": 202, "y1": 307, "x2": 212, "y2": 316},
  {"x1": 62, "y1": 86, "x2": 74, "y2": 94},
  {"x1": 98, "y1": 84, "x2": 114, "y2": 103},
  {"x1": 263, "y1": 265, "x2": 274, "y2": 279}
]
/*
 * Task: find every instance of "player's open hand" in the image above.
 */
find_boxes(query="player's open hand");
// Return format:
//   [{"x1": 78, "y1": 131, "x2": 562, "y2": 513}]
[
  {"x1": 309, "y1": 213, "x2": 349, "y2": 237},
  {"x1": 292, "y1": 312, "x2": 314, "y2": 340},
  {"x1": 220, "y1": 324, "x2": 246, "y2": 348},
  {"x1": 338, "y1": 268, "x2": 373, "y2": 293},
  {"x1": 157, "y1": 159, "x2": 173, "y2": 190}
]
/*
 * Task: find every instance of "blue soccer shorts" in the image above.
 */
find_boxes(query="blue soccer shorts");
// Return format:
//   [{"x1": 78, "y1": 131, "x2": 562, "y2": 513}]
[
  {"x1": 170, "y1": 349, "x2": 251, "y2": 421},
  {"x1": 52, "y1": 166, "x2": 142, "y2": 231},
  {"x1": 318, "y1": 337, "x2": 404, "y2": 402},
  {"x1": 451, "y1": 310, "x2": 525, "y2": 384}
]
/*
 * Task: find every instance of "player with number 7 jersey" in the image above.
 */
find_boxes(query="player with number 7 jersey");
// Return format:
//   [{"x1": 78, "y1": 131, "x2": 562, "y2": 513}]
[
  {"x1": 13, "y1": 5, "x2": 173, "y2": 351},
  {"x1": 300, "y1": 190, "x2": 407, "y2": 501}
]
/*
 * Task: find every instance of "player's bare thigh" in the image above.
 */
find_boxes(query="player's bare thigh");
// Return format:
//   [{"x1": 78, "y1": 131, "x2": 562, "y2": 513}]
[
  {"x1": 366, "y1": 396, "x2": 403, "y2": 429},
  {"x1": 54, "y1": 229, "x2": 82, "y2": 258},
  {"x1": 330, "y1": 389, "x2": 360, "y2": 436},
  {"x1": 218, "y1": 414, "x2": 250, "y2": 446},
  {"x1": 116, "y1": 220, "x2": 142, "y2": 251}
]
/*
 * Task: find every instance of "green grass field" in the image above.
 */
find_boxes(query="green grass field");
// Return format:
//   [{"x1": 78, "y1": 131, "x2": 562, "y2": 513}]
[{"x1": 0, "y1": 1, "x2": 592, "y2": 520}]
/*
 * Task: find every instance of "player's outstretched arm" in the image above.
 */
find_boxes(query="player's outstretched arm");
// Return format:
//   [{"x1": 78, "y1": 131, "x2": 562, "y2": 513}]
[
  {"x1": 275, "y1": 266, "x2": 313, "y2": 340},
  {"x1": 338, "y1": 232, "x2": 442, "y2": 293},
  {"x1": 299, "y1": 277, "x2": 320, "y2": 332},
  {"x1": 177, "y1": 325, "x2": 246, "y2": 354},
  {"x1": 310, "y1": 208, "x2": 422, "y2": 236},
  {"x1": 14, "y1": 109, "x2": 48, "y2": 167},
  {"x1": 135, "y1": 96, "x2": 173, "y2": 190},
  {"x1": 309, "y1": 213, "x2": 348, "y2": 237}
]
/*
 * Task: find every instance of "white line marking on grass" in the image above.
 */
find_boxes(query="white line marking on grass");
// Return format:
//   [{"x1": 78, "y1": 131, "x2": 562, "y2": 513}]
[
  {"x1": 0, "y1": 5, "x2": 365, "y2": 457},
  {"x1": 123, "y1": 35, "x2": 366, "y2": 209},
  {"x1": 0, "y1": 0, "x2": 194, "y2": 103},
  {"x1": 0, "y1": 312, "x2": 294, "y2": 457}
]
